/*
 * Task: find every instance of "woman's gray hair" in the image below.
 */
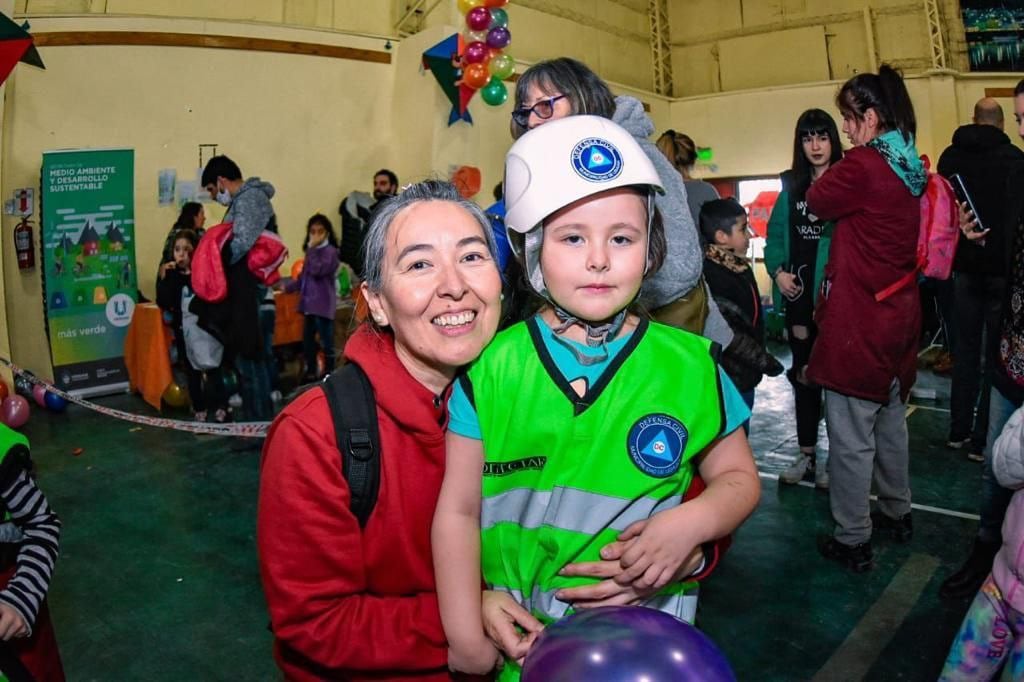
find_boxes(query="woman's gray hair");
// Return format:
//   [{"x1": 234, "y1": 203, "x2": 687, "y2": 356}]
[{"x1": 361, "y1": 180, "x2": 498, "y2": 292}]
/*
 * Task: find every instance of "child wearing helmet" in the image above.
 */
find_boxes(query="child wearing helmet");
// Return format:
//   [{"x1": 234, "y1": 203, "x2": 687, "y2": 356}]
[{"x1": 432, "y1": 116, "x2": 761, "y2": 679}]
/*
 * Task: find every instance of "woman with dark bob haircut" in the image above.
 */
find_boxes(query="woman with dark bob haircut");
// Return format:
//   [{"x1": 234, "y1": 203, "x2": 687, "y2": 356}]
[
  {"x1": 509, "y1": 57, "x2": 734, "y2": 348},
  {"x1": 766, "y1": 109, "x2": 843, "y2": 490}
]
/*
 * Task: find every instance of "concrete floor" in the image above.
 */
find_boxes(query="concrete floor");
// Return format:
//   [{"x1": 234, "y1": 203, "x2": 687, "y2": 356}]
[{"x1": 20, "y1": 343, "x2": 981, "y2": 680}]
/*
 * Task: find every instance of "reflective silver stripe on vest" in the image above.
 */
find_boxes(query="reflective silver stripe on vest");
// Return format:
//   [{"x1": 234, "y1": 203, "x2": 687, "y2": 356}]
[
  {"x1": 493, "y1": 585, "x2": 696, "y2": 623},
  {"x1": 481, "y1": 486, "x2": 682, "y2": 535}
]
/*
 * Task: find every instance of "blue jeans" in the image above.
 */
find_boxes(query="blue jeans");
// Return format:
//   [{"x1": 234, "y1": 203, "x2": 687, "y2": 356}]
[
  {"x1": 979, "y1": 386, "x2": 1021, "y2": 544},
  {"x1": 261, "y1": 307, "x2": 278, "y2": 390},
  {"x1": 303, "y1": 314, "x2": 335, "y2": 377},
  {"x1": 236, "y1": 355, "x2": 272, "y2": 422}
]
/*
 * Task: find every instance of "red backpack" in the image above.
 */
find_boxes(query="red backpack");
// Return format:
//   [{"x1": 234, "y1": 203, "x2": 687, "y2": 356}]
[{"x1": 874, "y1": 155, "x2": 959, "y2": 302}]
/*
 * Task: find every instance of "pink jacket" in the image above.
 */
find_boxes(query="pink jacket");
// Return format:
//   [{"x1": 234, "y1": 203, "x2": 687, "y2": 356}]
[
  {"x1": 192, "y1": 222, "x2": 287, "y2": 303},
  {"x1": 993, "y1": 406, "x2": 1024, "y2": 612}
]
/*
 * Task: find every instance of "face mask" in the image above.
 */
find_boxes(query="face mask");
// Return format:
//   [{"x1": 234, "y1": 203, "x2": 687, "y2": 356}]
[{"x1": 215, "y1": 187, "x2": 231, "y2": 206}]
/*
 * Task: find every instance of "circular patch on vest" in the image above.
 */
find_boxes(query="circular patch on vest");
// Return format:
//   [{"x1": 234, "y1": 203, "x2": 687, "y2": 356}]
[
  {"x1": 571, "y1": 137, "x2": 623, "y2": 182},
  {"x1": 627, "y1": 413, "x2": 688, "y2": 478}
]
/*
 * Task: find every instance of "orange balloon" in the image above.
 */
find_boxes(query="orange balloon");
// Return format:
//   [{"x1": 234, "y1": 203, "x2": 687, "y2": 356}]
[
  {"x1": 484, "y1": 0, "x2": 508, "y2": 7},
  {"x1": 290, "y1": 258, "x2": 304, "y2": 280},
  {"x1": 463, "y1": 62, "x2": 490, "y2": 89}
]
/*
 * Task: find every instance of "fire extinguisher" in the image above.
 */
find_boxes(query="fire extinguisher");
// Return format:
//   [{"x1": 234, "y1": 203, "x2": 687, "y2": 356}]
[{"x1": 14, "y1": 217, "x2": 34, "y2": 270}]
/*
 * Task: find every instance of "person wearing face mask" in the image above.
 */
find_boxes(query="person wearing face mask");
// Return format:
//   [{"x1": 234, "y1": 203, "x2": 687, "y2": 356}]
[{"x1": 198, "y1": 154, "x2": 278, "y2": 424}]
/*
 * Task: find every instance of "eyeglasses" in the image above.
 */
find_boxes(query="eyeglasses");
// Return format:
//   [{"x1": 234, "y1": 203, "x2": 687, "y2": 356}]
[{"x1": 511, "y1": 95, "x2": 566, "y2": 127}]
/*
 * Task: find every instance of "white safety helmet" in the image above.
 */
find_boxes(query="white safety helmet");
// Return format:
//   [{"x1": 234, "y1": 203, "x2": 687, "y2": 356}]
[{"x1": 503, "y1": 115, "x2": 663, "y2": 300}]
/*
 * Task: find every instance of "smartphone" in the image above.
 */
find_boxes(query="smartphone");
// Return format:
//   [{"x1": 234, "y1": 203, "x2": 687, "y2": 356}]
[{"x1": 950, "y1": 173, "x2": 985, "y2": 233}]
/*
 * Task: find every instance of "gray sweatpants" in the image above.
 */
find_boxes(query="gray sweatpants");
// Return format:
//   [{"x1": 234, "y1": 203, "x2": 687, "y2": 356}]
[{"x1": 825, "y1": 379, "x2": 912, "y2": 546}]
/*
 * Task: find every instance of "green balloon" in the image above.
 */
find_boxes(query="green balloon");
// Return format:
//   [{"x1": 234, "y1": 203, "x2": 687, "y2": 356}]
[
  {"x1": 489, "y1": 8, "x2": 509, "y2": 29},
  {"x1": 481, "y1": 77, "x2": 508, "y2": 106},
  {"x1": 488, "y1": 53, "x2": 515, "y2": 80}
]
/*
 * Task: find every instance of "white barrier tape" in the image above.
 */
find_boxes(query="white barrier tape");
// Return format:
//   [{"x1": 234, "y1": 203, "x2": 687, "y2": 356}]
[{"x1": 0, "y1": 358, "x2": 270, "y2": 437}]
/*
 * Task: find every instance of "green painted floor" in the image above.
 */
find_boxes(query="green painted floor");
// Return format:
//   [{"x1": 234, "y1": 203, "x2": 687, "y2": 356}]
[{"x1": 20, "y1": 346, "x2": 980, "y2": 681}]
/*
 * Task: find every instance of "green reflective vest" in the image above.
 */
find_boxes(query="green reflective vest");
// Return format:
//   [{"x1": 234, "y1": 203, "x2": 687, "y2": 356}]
[{"x1": 464, "y1": 318, "x2": 725, "y2": 678}]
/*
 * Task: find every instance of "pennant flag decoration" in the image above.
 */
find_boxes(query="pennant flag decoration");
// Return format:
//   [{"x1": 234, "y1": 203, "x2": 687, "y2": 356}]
[
  {"x1": 422, "y1": 33, "x2": 476, "y2": 126},
  {"x1": 0, "y1": 15, "x2": 44, "y2": 87}
]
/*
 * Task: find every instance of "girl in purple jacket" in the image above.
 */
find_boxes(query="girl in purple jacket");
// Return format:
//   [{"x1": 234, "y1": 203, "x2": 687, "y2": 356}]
[{"x1": 290, "y1": 214, "x2": 340, "y2": 381}]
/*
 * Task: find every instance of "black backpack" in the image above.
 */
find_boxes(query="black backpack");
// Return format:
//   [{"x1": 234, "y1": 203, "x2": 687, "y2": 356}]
[{"x1": 318, "y1": 363, "x2": 381, "y2": 528}]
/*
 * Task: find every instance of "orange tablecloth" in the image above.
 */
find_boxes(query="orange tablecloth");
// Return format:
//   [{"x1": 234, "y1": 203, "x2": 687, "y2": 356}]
[
  {"x1": 124, "y1": 303, "x2": 173, "y2": 410},
  {"x1": 125, "y1": 292, "x2": 355, "y2": 410}
]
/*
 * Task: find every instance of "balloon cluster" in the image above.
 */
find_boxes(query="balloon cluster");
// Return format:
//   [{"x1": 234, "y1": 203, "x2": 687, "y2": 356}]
[
  {"x1": 0, "y1": 375, "x2": 68, "y2": 429},
  {"x1": 458, "y1": 0, "x2": 513, "y2": 107}
]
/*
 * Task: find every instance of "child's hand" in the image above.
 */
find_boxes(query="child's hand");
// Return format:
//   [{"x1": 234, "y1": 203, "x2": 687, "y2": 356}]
[
  {"x1": 481, "y1": 590, "x2": 543, "y2": 665},
  {"x1": 159, "y1": 261, "x2": 176, "y2": 280},
  {"x1": 614, "y1": 509, "x2": 701, "y2": 591},
  {"x1": 0, "y1": 603, "x2": 26, "y2": 640},
  {"x1": 447, "y1": 639, "x2": 501, "y2": 675}
]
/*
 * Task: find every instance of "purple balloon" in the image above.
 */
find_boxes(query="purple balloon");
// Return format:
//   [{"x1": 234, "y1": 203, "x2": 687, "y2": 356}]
[
  {"x1": 2, "y1": 396, "x2": 30, "y2": 429},
  {"x1": 464, "y1": 40, "x2": 488, "y2": 64},
  {"x1": 466, "y1": 6, "x2": 491, "y2": 31},
  {"x1": 486, "y1": 26, "x2": 511, "y2": 49},
  {"x1": 31, "y1": 384, "x2": 46, "y2": 408},
  {"x1": 521, "y1": 606, "x2": 735, "y2": 682}
]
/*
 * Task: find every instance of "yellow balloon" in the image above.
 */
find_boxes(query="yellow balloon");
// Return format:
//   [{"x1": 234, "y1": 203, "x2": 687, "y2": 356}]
[
  {"x1": 162, "y1": 382, "x2": 190, "y2": 408},
  {"x1": 457, "y1": 0, "x2": 484, "y2": 14}
]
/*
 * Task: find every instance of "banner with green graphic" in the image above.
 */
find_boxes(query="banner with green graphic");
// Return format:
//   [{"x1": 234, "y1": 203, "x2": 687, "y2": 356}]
[{"x1": 41, "y1": 149, "x2": 136, "y2": 396}]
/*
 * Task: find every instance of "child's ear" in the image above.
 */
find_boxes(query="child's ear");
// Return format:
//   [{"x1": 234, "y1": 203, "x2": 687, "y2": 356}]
[{"x1": 713, "y1": 229, "x2": 729, "y2": 245}]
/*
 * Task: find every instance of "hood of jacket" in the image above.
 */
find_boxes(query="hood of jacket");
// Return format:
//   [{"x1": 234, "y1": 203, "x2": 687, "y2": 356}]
[
  {"x1": 343, "y1": 325, "x2": 448, "y2": 440},
  {"x1": 950, "y1": 123, "x2": 1013, "y2": 154},
  {"x1": 612, "y1": 95, "x2": 654, "y2": 139},
  {"x1": 236, "y1": 177, "x2": 275, "y2": 201}
]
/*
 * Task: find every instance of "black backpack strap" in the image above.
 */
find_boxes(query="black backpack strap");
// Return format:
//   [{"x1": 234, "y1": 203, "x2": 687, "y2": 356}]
[{"x1": 320, "y1": 363, "x2": 381, "y2": 529}]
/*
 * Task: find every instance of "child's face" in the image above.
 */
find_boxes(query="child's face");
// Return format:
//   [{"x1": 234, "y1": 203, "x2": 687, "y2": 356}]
[
  {"x1": 541, "y1": 187, "x2": 648, "y2": 323},
  {"x1": 309, "y1": 222, "x2": 327, "y2": 243},
  {"x1": 173, "y1": 239, "x2": 194, "y2": 269},
  {"x1": 716, "y1": 216, "x2": 751, "y2": 255}
]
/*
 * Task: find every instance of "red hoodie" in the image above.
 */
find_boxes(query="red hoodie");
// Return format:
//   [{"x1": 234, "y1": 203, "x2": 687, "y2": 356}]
[{"x1": 257, "y1": 326, "x2": 453, "y2": 681}]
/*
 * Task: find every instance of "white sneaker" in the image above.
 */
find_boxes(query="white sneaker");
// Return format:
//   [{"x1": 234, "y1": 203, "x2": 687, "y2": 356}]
[
  {"x1": 780, "y1": 455, "x2": 813, "y2": 485},
  {"x1": 815, "y1": 466, "x2": 830, "y2": 489}
]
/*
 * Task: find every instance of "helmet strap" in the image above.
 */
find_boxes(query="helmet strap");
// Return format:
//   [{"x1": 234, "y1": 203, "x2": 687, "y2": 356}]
[{"x1": 548, "y1": 305, "x2": 628, "y2": 366}]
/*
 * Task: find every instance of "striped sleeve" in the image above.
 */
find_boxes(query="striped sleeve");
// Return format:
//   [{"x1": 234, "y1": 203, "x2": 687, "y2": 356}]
[{"x1": 0, "y1": 470, "x2": 60, "y2": 635}]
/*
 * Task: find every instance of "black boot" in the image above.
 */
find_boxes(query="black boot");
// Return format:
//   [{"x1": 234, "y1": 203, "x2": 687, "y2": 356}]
[
  {"x1": 818, "y1": 535, "x2": 874, "y2": 573},
  {"x1": 939, "y1": 538, "x2": 1000, "y2": 599},
  {"x1": 871, "y1": 510, "x2": 913, "y2": 543}
]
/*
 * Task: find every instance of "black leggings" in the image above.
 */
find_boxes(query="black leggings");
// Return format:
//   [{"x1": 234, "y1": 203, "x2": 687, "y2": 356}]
[{"x1": 787, "y1": 321, "x2": 823, "y2": 449}]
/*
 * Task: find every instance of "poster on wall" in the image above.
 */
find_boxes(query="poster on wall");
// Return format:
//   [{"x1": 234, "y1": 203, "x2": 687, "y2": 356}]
[
  {"x1": 962, "y1": 0, "x2": 1024, "y2": 71},
  {"x1": 41, "y1": 148, "x2": 136, "y2": 396}
]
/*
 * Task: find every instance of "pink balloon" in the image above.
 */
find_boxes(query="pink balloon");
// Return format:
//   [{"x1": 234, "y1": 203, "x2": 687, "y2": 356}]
[
  {"x1": 2, "y1": 396, "x2": 29, "y2": 429},
  {"x1": 466, "y1": 6, "x2": 491, "y2": 31},
  {"x1": 32, "y1": 384, "x2": 46, "y2": 408},
  {"x1": 464, "y1": 40, "x2": 489, "y2": 64}
]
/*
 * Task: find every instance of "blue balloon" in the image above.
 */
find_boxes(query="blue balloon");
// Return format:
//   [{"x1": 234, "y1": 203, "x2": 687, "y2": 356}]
[
  {"x1": 44, "y1": 391, "x2": 67, "y2": 413},
  {"x1": 521, "y1": 606, "x2": 735, "y2": 682}
]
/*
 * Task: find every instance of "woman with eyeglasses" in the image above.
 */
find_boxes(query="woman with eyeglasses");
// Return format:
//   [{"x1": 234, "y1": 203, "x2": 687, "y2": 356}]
[
  {"x1": 764, "y1": 109, "x2": 843, "y2": 490},
  {"x1": 510, "y1": 57, "x2": 733, "y2": 348}
]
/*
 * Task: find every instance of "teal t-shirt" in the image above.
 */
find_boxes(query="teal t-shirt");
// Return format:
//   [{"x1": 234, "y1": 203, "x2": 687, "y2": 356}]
[{"x1": 449, "y1": 316, "x2": 750, "y2": 439}]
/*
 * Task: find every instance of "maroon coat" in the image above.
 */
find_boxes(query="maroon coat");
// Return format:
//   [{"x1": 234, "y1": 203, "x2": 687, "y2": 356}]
[{"x1": 805, "y1": 145, "x2": 920, "y2": 403}]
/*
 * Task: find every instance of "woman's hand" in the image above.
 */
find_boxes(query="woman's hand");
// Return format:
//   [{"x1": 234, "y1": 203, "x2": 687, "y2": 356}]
[
  {"x1": 555, "y1": 521, "x2": 705, "y2": 608},
  {"x1": 481, "y1": 590, "x2": 543, "y2": 665},
  {"x1": 774, "y1": 271, "x2": 802, "y2": 299},
  {"x1": 959, "y1": 201, "x2": 989, "y2": 243},
  {"x1": 0, "y1": 603, "x2": 27, "y2": 640}
]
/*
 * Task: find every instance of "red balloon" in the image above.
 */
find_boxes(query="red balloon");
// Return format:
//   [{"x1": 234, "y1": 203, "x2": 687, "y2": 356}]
[
  {"x1": 484, "y1": 0, "x2": 509, "y2": 6},
  {"x1": 0, "y1": 382, "x2": 9, "y2": 402},
  {"x1": 32, "y1": 384, "x2": 46, "y2": 408},
  {"x1": 464, "y1": 41, "x2": 488, "y2": 64},
  {"x1": 463, "y1": 62, "x2": 490, "y2": 89},
  {"x1": 466, "y1": 6, "x2": 491, "y2": 31},
  {"x1": 2, "y1": 396, "x2": 29, "y2": 429}
]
